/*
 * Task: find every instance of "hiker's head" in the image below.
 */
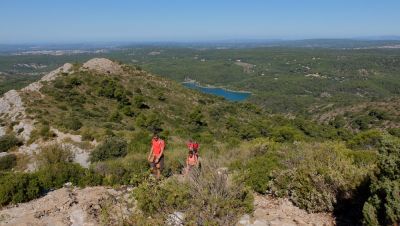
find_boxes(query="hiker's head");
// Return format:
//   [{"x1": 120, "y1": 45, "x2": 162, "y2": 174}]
[
  {"x1": 153, "y1": 133, "x2": 159, "y2": 140},
  {"x1": 188, "y1": 150, "x2": 194, "y2": 156}
]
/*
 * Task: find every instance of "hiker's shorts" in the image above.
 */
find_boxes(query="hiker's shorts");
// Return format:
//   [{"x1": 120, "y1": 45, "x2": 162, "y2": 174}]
[{"x1": 150, "y1": 154, "x2": 164, "y2": 170}]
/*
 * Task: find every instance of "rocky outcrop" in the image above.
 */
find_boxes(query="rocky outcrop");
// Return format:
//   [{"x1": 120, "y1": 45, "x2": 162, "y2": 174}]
[
  {"x1": 0, "y1": 90, "x2": 24, "y2": 121},
  {"x1": 0, "y1": 186, "x2": 134, "y2": 226},
  {"x1": 82, "y1": 58, "x2": 124, "y2": 75},
  {"x1": 237, "y1": 194, "x2": 335, "y2": 226},
  {"x1": 22, "y1": 63, "x2": 73, "y2": 93},
  {"x1": 0, "y1": 63, "x2": 74, "y2": 143},
  {"x1": 0, "y1": 63, "x2": 96, "y2": 171}
]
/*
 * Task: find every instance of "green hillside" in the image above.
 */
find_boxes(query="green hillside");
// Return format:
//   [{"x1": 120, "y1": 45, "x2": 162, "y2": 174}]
[{"x1": 0, "y1": 59, "x2": 399, "y2": 225}]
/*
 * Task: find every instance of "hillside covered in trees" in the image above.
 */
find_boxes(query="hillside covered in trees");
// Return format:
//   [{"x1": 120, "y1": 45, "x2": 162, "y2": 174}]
[{"x1": 0, "y1": 58, "x2": 398, "y2": 225}]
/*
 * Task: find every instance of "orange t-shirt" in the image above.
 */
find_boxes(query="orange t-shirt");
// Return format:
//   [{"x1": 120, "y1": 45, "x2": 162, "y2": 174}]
[
  {"x1": 187, "y1": 155, "x2": 197, "y2": 166},
  {"x1": 152, "y1": 139, "x2": 165, "y2": 157}
]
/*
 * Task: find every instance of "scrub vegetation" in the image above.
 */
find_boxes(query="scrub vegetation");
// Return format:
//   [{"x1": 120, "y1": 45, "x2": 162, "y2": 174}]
[{"x1": 0, "y1": 54, "x2": 399, "y2": 225}]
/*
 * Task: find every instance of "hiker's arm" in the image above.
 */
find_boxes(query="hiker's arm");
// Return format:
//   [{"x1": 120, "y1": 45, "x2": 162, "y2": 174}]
[{"x1": 148, "y1": 146, "x2": 153, "y2": 159}]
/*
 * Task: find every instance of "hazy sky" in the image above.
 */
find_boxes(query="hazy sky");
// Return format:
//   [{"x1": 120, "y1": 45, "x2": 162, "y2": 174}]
[{"x1": 1, "y1": 0, "x2": 399, "y2": 43}]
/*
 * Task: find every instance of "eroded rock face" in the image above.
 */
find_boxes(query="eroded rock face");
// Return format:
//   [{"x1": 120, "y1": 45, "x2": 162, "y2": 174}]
[
  {"x1": 237, "y1": 194, "x2": 335, "y2": 226},
  {"x1": 0, "y1": 62, "x2": 93, "y2": 171},
  {"x1": 0, "y1": 90, "x2": 24, "y2": 121},
  {"x1": 82, "y1": 58, "x2": 124, "y2": 75},
  {"x1": 0, "y1": 186, "x2": 134, "y2": 226},
  {"x1": 22, "y1": 63, "x2": 73, "y2": 93}
]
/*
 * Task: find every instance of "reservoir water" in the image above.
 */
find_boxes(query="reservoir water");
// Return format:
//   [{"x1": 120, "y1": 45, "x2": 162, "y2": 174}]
[{"x1": 183, "y1": 82, "x2": 251, "y2": 101}]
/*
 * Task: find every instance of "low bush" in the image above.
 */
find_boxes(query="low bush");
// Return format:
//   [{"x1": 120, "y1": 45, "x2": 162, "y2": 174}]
[
  {"x1": 81, "y1": 128, "x2": 95, "y2": 141},
  {"x1": 92, "y1": 154, "x2": 149, "y2": 186},
  {"x1": 135, "y1": 113, "x2": 163, "y2": 132},
  {"x1": 0, "y1": 134, "x2": 22, "y2": 152},
  {"x1": 270, "y1": 126, "x2": 303, "y2": 142},
  {"x1": 90, "y1": 137, "x2": 128, "y2": 162},
  {"x1": 0, "y1": 154, "x2": 17, "y2": 171},
  {"x1": 235, "y1": 141, "x2": 375, "y2": 212},
  {"x1": 348, "y1": 129, "x2": 383, "y2": 150},
  {"x1": 36, "y1": 162, "x2": 87, "y2": 189},
  {"x1": 362, "y1": 136, "x2": 400, "y2": 225},
  {"x1": 133, "y1": 161, "x2": 253, "y2": 225},
  {"x1": 134, "y1": 178, "x2": 191, "y2": 216},
  {"x1": 62, "y1": 116, "x2": 83, "y2": 131},
  {"x1": 388, "y1": 127, "x2": 400, "y2": 138},
  {"x1": 0, "y1": 162, "x2": 103, "y2": 207},
  {"x1": 36, "y1": 144, "x2": 73, "y2": 166},
  {"x1": 0, "y1": 172, "x2": 42, "y2": 206}
]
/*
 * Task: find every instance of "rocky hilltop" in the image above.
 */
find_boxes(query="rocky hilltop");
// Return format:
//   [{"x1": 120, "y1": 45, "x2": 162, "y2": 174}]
[{"x1": 0, "y1": 58, "x2": 360, "y2": 225}]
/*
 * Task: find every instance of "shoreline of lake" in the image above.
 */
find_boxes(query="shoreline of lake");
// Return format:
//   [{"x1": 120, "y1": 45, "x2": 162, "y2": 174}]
[
  {"x1": 182, "y1": 80, "x2": 251, "y2": 101},
  {"x1": 182, "y1": 80, "x2": 252, "y2": 94}
]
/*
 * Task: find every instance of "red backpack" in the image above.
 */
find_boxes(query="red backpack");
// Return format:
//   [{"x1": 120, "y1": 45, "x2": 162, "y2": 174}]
[{"x1": 193, "y1": 142, "x2": 199, "y2": 150}]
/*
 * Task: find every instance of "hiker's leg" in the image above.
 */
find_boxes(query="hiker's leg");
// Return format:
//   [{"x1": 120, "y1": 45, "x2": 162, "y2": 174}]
[
  {"x1": 150, "y1": 162, "x2": 156, "y2": 175},
  {"x1": 155, "y1": 163, "x2": 161, "y2": 179}
]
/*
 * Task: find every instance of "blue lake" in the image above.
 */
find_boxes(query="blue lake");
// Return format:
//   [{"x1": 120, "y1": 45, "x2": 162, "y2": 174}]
[{"x1": 183, "y1": 82, "x2": 251, "y2": 101}]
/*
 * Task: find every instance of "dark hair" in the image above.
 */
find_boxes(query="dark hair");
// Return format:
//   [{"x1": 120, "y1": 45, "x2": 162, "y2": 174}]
[
  {"x1": 153, "y1": 133, "x2": 159, "y2": 138},
  {"x1": 188, "y1": 150, "x2": 194, "y2": 155}
]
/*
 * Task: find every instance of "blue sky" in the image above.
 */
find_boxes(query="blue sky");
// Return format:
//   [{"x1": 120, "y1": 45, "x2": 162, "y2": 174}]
[{"x1": 1, "y1": 0, "x2": 399, "y2": 43}]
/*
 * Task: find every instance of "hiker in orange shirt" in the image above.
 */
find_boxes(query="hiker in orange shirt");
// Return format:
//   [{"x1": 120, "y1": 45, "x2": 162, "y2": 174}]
[
  {"x1": 148, "y1": 134, "x2": 165, "y2": 179},
  {"x1": 184, "y1": 150, "x2": 198, "y2": 176}
]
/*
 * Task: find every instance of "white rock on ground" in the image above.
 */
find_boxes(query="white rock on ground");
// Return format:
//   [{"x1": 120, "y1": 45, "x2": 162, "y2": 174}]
[
  {"x1": 81, "y1": 58, "x2": 124, "y2": 75},
  {"x1": 0, "y1": 90, "x2": 24, "y2": 121},
  {"x1": 0, "y1": 186, "x2": 134, "y2": 226},
  {"x1": 22, "y1": 63, "x2": 73, "y2": 93},
  {"x1": 237, "y1": 194, "x2": 335, "y2": 226}
]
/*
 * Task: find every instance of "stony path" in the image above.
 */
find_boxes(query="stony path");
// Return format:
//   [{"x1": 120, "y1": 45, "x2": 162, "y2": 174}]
[
  {"x1": 0, "y1": 186, "x2": 134, "y2": 226},
  {"x1": 237, "y1": 194, "x2": 335, "y2": 226}
]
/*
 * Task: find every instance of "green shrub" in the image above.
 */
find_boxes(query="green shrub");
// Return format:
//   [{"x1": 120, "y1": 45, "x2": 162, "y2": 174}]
[
  {"x1": 133, "y1": 95, "x2": 148, "y2": 109},
  {"x1": 233, "y1": 152, "x2": 281, "y2": 193},
  {"x1": 90, "y1": 137, "x2": 127, "y2": 162},
  {"x1": 348, "y1": 129, "x2": 383, "y2": 149},
  {"x1": 0, "y1": 134, "x2": 22, "y2": 152},
  {"x1": 0, "y1": 173, "x2": 42, "y2": 206},
  {"x1": 270, "y1": 126, "x2": 303, "y2": 142},
  {"x1": 362, "y1": 136, "x2": 400, "y2": 225},
  {"x1": 81, "y1": 128, "x2": 95, "y2": 141},
  {"x1": 184, "y1": 163, "x2": 253, "y2": 225},
  {"x1": 67, "y1": 76, "x2": 82, "y2": 87},
  {"x1": 270, "y1": 142, "x2": 374, "y2": 212},
  {"x1": 38, "y1": 124, "x2": 55, "y2": 139},
  {"x1": 134, "y1": 178, "x2": 191, "y2": 215},
  {"x1": 92, "y1": 154, "x2": 149, "y2": 186},
  {"x1": 188, "y1": 108, "x2": 207, "y2": 131},
  {"x1": 330, "y1": 116, "x2": 346, "y2": 129},
  {"x1": 388, "y1": 127, "x2": 400, "y2": 138},
  {"x1": 36, "y1": 162, "x2": 86, "y2": 189},
  {"x1": 128, "y1": 131, "x2": 152, "y2": 154},
  {"x1": 0, "y1": 163, "x2": 102, "y2": 207},
  {"x1": 0, "y1": 154, "x2": 17, "y2": 171},
  {"x1": 36, "y1": 144, "x2": 73, "y2": 166},
  {"x1": 121, "y1": 106, "x2": 135, "y2": 117},
  {"x1": 235, "y1": 141, "x2": 375, "y2": 212},
  {"x1": 135, "y1": 113, "x2": 163, "y2": 132},
  {"x1": 108, "y1": 110, "x2": 122, "y2": 122},
  {"x1": 133, "y1": 162, "x2": 253, "y2": 225},
  {"x1": 62, "y1": 117, "x2": 83, "y2": 131}
]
